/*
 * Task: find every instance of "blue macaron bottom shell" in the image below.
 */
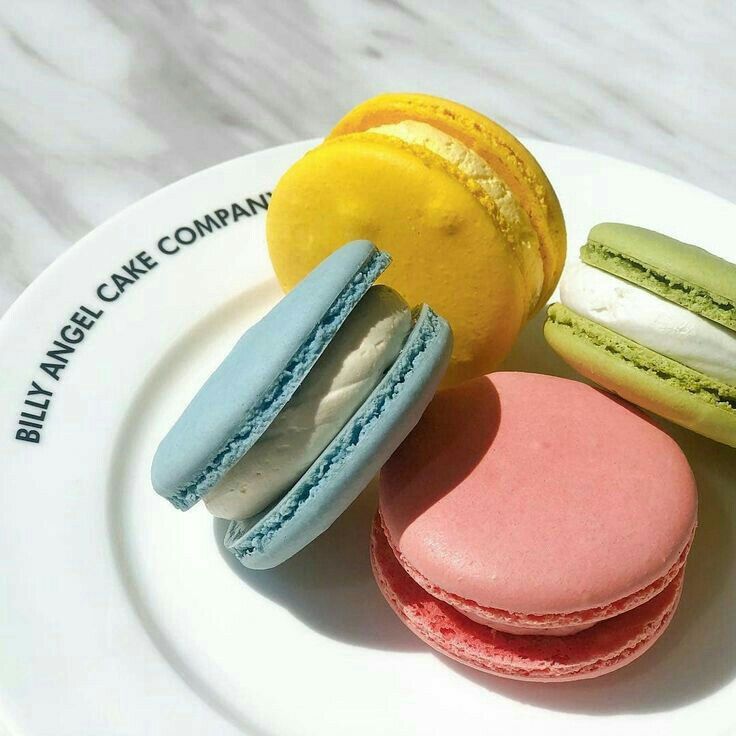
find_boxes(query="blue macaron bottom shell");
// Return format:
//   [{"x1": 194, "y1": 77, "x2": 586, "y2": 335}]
[{"x1": 224, "y1": 305, "x2": 452, "y2": 569}]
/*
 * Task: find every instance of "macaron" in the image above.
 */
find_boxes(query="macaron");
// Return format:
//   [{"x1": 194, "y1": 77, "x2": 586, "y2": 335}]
[
  {"x1": 545, "y1": 223, "x2": 736, "y2": 447},
  {"x1": 266, "y1": 93, "x2": 566, "y2": 386},
  {"x1": 373, "y1": 372, "x2": 697, "y2": 681},
  {"x1": 152, "y1": 240, "x2": 452, "y2": 569}
]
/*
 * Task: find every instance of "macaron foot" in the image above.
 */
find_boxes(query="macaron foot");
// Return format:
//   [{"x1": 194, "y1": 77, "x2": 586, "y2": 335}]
[{"x1": 371, "y1": 515, "x2": 684, "y2": 682}]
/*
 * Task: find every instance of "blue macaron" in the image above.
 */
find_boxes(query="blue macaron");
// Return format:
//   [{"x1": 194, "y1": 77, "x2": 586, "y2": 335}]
[{"x1": 152, "y1": 240, "x2": 452, "y2": 568}]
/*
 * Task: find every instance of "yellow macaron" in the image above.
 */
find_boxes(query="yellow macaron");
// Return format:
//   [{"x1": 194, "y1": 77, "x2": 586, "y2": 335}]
[{"x1": 267, "y1": 93, "x2": 566, "y2": 385}]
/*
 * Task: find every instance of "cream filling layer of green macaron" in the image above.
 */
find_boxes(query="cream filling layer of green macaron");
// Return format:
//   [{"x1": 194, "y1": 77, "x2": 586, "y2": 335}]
[
  {"x1": 367, "y1": 119, "x2": 543, "y2": 308},
  {"x1": 547, "y1": 303, "x2": 736, "y2": 412},
  {"x1": 204, "y1": 286, "x2": 412, "y2": 520},
  {"x1": 561, "y1": 260, "x2": 736, "y2": 386}
]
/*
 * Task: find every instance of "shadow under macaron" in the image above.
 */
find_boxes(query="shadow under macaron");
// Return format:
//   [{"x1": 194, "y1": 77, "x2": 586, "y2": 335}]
[
  {"x1": 213, "y1": 294, "x2": 736, "y2": 704},
  {"x1": 501, "y1": 302, "x2": 736, "y2": 712},
  {"x1": 501, "y1": 307, "x2": 581, "y2": 379},
  {"x1": 445, "y1": 384, "x2": 736, "y2": 714},
  {"x1": 213, "y1": 479, "x2": 424, "y2": 653}
]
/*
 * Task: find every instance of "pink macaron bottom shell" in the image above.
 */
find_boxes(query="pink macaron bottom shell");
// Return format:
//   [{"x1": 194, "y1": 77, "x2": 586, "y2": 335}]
[
  {"x1": 371, "y1": 515, "x2": 685, "y2": 682},
  {"x1": 380, "y1": 513, "x2": 693, "y2": 637}
]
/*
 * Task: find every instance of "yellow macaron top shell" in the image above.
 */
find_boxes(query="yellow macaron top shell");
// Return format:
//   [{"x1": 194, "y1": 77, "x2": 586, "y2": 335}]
[
  {"x1": 366, "y1": 120, "x2": 545, "y2": 314},
  {"x1": 267, "y1": 133, "x2": 527, "y2": 386},
  {"x1": 330, "y1": 93, "x2": 567, "y2": 312},
  {"x1": 267, "y1": 93, "x2": 567, "y2": 384}
]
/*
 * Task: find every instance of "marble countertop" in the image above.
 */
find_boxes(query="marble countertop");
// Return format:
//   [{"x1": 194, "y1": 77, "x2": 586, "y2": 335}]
[{"x1": 1, "y1": 0, "x2": 734, "y2": 315}]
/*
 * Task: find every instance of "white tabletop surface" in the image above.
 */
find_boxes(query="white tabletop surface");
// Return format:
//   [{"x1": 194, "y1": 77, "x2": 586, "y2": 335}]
[{"x1": 0, "y1": 1, "x2": 734, "y2": 315}]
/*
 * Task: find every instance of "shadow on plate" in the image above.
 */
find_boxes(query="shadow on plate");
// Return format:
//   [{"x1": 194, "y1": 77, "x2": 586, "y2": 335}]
[
  {"x1": 501, "y1": 307, "x2": 581, "y2": 379},
  {"x1": 213, "y1": 480, "x2": 423, "y2": 653},
  {"x1": 447, "y1": 425, "x2": 736, "y2": 714},
  {"x1": 451, "y1": 312, "x2": 736, "y2": 714},
  {"x1": 216, "y1": 306, "x2": 736, "y2": 711}
]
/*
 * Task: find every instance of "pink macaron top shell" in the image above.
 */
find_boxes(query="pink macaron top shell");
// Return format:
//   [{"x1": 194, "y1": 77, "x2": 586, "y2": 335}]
[{"x1": 379, "y1": 372, "x2": 697, "y2": 617}]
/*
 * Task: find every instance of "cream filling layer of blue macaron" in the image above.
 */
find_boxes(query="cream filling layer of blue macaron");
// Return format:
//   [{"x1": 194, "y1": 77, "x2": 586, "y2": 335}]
[
  {"x1": 561, "y1": 260, "x2": 736, "y2": 385},
  {"x1": 204, "y1": 285, "x2": 412, "y2": 520}
]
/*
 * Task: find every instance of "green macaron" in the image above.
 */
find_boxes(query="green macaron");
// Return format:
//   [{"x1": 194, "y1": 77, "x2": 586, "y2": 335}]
[{"x1": 545, "y1": 224, "x2": 736, "y2": 448}]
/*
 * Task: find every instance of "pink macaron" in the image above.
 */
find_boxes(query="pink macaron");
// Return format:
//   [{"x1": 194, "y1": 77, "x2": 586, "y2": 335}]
[{"x1": 372, "y1": 372, "x2": 697, "y2": 681}]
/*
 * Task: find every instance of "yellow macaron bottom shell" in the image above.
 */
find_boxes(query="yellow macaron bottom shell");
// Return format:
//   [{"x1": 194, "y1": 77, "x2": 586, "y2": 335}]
[
  {"x1": 366, "y1": 120, "x2": 544, "y2": 315},
  {"x1": 267, "y1": 134, "x2": 527, "y2": 386},
  {"x1": 329, "y1": 93, "x2": 567, "y2": 312}
]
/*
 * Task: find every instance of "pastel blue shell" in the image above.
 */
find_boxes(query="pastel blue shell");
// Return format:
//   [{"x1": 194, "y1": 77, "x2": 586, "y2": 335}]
[
  {"x1": 151, "y1": 241, "x2": 390, "y2": 510},
  {"x1": 224, "y1": 304, "x2": 453, "y2": 569}
]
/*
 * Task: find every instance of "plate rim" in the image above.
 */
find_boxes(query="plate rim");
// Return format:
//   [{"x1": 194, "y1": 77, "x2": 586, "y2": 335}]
[{"x1": 1, "y1": 137, "x2": 735, "y2": 735}]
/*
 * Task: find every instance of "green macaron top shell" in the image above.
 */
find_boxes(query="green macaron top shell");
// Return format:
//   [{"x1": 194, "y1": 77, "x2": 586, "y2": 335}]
[{"x1": 581, "y1": 223, "x2": 736, "y2": 331}]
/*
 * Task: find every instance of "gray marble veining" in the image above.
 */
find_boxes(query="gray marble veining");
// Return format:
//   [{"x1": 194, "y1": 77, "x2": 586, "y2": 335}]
[{"x1": 0, "y1": 0, "x2": 734, "y2": 314}]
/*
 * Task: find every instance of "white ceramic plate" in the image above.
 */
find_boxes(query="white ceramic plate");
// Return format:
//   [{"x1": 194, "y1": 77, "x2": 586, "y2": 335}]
[{"x1": 1, "y1": 139, "x2": 735, "y2": 736}]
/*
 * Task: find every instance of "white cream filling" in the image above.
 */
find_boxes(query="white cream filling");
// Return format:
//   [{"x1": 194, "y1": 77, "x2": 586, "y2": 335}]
[
  {"x1": 561, "y1": 260, "x2": 736, "y2": 385},
  {"x1": 367, "y1": 119, "x2": 543, "y2": 307},
  {"x1": 204, "y1": 286, "x2": 412, "y2": 520}
]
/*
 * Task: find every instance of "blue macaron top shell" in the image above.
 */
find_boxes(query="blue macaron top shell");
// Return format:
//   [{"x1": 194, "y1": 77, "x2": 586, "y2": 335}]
[
  {"x1": 224, "y1": 304, "x2": 453, "y2": 569},
  {"x1": 151, "y1": 240, "x2": 390, "y2": 510}
]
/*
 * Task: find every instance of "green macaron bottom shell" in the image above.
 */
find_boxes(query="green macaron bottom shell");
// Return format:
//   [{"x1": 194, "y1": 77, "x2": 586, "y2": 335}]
[
  {"x1": 225, "y1": 304, "x2": 452, "y2": 569},
  {"x1": 582, "y1": 226, "x2": 736, "y2": 331},
  {"x1": 545, "y1": 303, "x2": 736, "y2": 448}
]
